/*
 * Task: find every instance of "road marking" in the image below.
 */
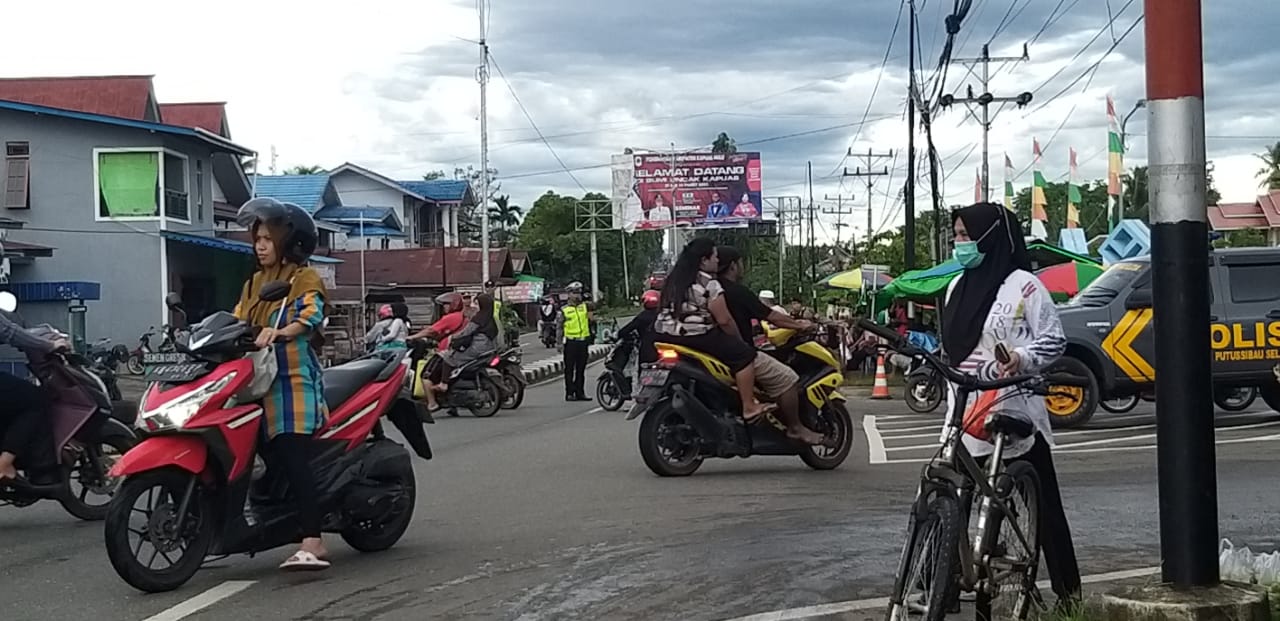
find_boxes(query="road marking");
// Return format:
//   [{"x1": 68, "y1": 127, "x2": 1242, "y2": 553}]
[
  {"x1": 864, "y1": 415, "x2": 886, "y2": 464},
  {"x1": 141, "y1": 580, "x2": 256, "y2": 621},
  {"x1": 717, "y1": 567, "x2": 1159, "y2": 621}
]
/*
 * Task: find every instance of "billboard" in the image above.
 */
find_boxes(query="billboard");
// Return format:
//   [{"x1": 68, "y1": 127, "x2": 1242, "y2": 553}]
[{"x1": 611, "y1": 151, "x2": 763, "y2": 231}]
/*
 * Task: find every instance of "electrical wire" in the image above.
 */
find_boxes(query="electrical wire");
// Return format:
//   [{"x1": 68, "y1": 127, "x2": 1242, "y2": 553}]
[
  {"x1": 827, "y1": 0, "x2": 907, "y2": 177},
  {"x1": 488, "y1": 52, "x2": 588, "y2": 193}
]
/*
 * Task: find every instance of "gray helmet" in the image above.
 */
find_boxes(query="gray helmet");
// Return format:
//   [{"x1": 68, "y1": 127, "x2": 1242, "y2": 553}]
[{"x1": 566, "y1": 281, "x2": 584, "y2": 293}]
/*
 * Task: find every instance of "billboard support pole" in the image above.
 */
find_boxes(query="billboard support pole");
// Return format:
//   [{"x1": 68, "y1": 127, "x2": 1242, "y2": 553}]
[
  {"x1": 620, "y1": 231, "x2": 630, "y2": 300},
  {"x1": 589, "y1": 230, "x2": 600, "y2": 302}
]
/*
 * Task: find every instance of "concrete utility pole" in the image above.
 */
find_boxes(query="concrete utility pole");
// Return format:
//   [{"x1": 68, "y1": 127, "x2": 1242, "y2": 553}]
[
  {"x1": 904, "y1": 0, "x2": 918, "y2": 271},
  {"x1": 1145, "y1": 0, "x2": 1217, "y2": 589},
  {"x1": 842, "y1": 149, "x2": 892, "y2": 246},
  {"x1": 477, "y1": 0, "x2": 492, "y2": 284},
  {"x1": 822, "y1": 194, "x2": 857, "y2": 247},
  {"x1": 943, "y1": 43, "x2": 1033, "y2": 201}
]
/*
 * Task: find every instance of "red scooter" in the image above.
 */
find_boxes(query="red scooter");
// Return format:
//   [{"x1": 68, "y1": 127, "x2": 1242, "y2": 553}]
[{"x1": 104, "y1": 283, "x2": 433, "y2": 593}]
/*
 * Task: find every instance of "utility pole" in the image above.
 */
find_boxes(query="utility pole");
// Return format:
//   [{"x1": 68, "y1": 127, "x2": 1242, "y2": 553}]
[
  {"x1": 1146, "y1": 0, "x2": 1217, "y2": 589},
  {"x1": 905, "y1": 0, "x2": 917, "y2": 271},
  {"x1": 477, "y1": 0, "x2": 491, "y2": 284},
  {"x1": 920, "y1": 106, "x2": 946, "y2": 264},
  {"x1": 822, "y1": 194, "x2": 857, "y2": 247},
  {"x1": 269, "y1": 145, "x2": 277, "y2": 175},
  {"x1": 942, "y1": 43, "x2": 1033, "y2": 201},
  {"x1": 842, "y1": 149, "x2": 892, "y2": 247},
  {"x1": 806, "y1": 161, "x2": 817, "y2": 290}
]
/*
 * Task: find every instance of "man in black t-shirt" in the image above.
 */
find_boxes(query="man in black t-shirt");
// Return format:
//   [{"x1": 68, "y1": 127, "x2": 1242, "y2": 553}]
[{"x1": 715, "y1": 246, "x2": 828, "y2": 446}]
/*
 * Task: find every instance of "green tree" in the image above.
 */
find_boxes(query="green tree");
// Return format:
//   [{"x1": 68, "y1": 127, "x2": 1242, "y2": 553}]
[
  {"x1": 284, "y1": 164, "x2": 325, "y2": 175},
  {"x1": 711, "y1": 132, "x2": 737, "y2": 154},
  {"x1": 422, "y1": 169, "x2": 447, "y2": 180},
  {"x1": 452, "y1": 165, "x2": 500, "y2": 245},
  {"x1": 1256, "y1": 142, "x2": 1280, "y2": 190},
  {"x1": 516, "y1": 191, "x2": 663, "y2": 304},
  {"x1": 488, "y1": 194, "x2": 523, "y2": 246}
]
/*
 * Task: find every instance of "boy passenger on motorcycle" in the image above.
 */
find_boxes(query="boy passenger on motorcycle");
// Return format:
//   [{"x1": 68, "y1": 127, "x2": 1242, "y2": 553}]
[
  {"x1": 714, "y1": 246, "x2": 829, "y2": 446},
  {"x1": 654, "y1": 237, "x2": 773, "y2": 421},
  {"x1": 408, "y1": 292, "x2": 466, "y2": 411},
  {"x1": 233, "y1": 197, "x2": 331, "y2": 571}
]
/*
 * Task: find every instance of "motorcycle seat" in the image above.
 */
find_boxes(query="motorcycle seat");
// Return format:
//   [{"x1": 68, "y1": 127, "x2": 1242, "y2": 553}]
[
  {"x1": 323, "y1": 359, "x2": 390, "y2": 408},
  {"x1": 985, "y1": 413, "x2": 1035, "y2": 440}
]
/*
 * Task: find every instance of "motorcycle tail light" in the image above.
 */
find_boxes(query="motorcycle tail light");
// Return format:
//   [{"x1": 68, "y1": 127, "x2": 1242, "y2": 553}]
[
  {"x1": 658, "y1": 349, "x2": 679, "y2": 368},
  {"x1": 490, "y1": 356, "x2": 501, "y2": 367}
]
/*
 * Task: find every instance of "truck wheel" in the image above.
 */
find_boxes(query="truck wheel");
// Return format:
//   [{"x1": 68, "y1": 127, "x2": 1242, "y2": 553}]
[{"x1": 1044, "y1": 356, "x2": 1099, "y2": 429}]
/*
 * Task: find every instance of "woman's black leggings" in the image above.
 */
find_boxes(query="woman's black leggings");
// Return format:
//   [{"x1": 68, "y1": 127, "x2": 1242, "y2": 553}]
[
  {"x1": 269, "y1": 433, "x2": 321, "y2": 539},
  {"x1": 0, "y1": 371, "x2": 51, "y2": 467}
]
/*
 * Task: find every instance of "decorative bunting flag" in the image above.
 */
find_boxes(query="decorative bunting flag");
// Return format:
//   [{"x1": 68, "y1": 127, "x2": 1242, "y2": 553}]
[
  {"x1": 1031, "y1": 139, "x2": 1049, "y2": 239},
  {"x1": 1107, "y1": 95, "x2": 1124, "y2": 197},
  {"x1": 1067, "y1": 148, "x2": 1081, "y2": 228},
  {"x1": 1003, "y1": 154, "x2": 1015, "y2": 212}
]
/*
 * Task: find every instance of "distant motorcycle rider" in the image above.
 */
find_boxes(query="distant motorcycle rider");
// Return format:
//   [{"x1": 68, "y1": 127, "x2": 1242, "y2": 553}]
[{"x1": 557, "y1": 282, "x2": 593, "y2": 401}]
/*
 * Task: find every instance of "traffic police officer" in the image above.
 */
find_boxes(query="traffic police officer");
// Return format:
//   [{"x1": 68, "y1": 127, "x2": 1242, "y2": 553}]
[{"x1": 557, "y1": 281, "x2": 592, "y2": 401}]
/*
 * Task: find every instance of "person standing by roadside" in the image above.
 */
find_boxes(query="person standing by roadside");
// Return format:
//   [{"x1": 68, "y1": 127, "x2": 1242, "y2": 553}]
[
  {"x1": 557, "y1": 282, "x2": 593, "y2": 401},
  {"x1": 942, "y1": 201, "x2": 1081, "y2": 609}
]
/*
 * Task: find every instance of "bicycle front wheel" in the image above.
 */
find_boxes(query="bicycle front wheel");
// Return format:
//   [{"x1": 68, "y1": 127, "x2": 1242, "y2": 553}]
[
  {"x1": 976, "y1": 460, "x2": 1042, "y2": 621},
  {"x1": 886, "y1": 492, "x2": 961, "y2": 621}
]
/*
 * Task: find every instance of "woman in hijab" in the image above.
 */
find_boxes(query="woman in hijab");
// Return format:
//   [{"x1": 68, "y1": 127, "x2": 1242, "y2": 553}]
[
  {"x1": 941, "y1": 202, "x2": 1081, "y2": 608},
  {"x1": 435, "y1": 293, "x2": 499, "y2": 396}
]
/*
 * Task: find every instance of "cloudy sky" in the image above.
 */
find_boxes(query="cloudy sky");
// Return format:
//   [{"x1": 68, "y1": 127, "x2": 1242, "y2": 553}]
[{"x1": 8, "y1": 0, "x2": 1279, "y2": 243}]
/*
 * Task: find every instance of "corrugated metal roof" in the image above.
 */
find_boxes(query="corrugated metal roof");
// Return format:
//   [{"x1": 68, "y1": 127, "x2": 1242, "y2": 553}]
[
  {"x1": 0, "y1": 75, "x2": 156, "y2": 120},
  {"x1": 345, "y1": 226, "x2": 406, "y2": 237},
  {"x1": 162, "y1": 231, "x2": 343, "y2": 264},
  {"x1": 314, "y1": 206, "x2": 396, "y2": 221},
  {"x1": 396, "y1": 180, "x2": 472, "y2": 203},
  {"x1": 252, "y1": 175, "x2": 333, "y2": 212},
  {"x1": 159, "y1": 102, "x2": 228, "y2": 137},
  {"x1": 332, "y1": 247, "x2": 513, "y2": 287},
  {"x1": 0, "y1": 99, "x2": 253, "y2": 156}
]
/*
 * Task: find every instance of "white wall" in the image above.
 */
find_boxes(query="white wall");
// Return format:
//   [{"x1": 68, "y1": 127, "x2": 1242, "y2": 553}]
[{"x1": 331, "y1": 170, "x2": 405, "y2": 221}]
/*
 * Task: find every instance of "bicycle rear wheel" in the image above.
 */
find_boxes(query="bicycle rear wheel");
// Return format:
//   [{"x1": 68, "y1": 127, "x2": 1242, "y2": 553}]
[
  {"x1": 886, "y1": 492, "x2": 961, "y2": 621},
  {"x1": 975, "y1": 460, "x2": 1042, "y2": 621}
]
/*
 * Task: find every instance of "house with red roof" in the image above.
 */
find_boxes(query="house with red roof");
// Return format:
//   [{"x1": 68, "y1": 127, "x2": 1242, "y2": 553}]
[
  {"x1": 1208, "y1": 191, "x2": 1280, "y2": 247},
  {"x1": 0, "y1": 74, "x2": 338, "y2": 346}
]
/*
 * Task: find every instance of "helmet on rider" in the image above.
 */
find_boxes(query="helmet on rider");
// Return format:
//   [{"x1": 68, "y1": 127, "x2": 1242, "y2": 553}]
[
  {"x1": 377, "y1": 304, "x2": 393, "y2": 319},
  {"x1": 641, "y1": 289, "x2": 660, "y2": 310},
  {"x1": 434, "y1": 292, "x2": 464, "y2": 313},
  {"x1": 565, "y1": 281, "x2": 584, "y2": 293},
  {"x1": 236, "y1": 197, "x2": 318, "y2": 265}
]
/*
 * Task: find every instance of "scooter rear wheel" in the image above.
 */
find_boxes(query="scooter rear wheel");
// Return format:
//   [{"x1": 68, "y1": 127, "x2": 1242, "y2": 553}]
[
  {"x1": 499, "y1": 370, "x2": 525, "y2": 410},
  {"x1": 59, "y1": 433, "x2": 135, "y2": 521},
  {"x1": 469, "y1": 374, "x2": 503, "y2": 418},
  {"x1": 341, "y1": 464, "x2": 417, "y2": 552},
  {"x1": 597, "y1": 374, "x2": 625, "y2": 411},
  {"x1": 104, "y1": 469, "x2": 213, "y2": 593},
  {"x1": 799, "y1": 401, "x2": 854, "y2": 470}
]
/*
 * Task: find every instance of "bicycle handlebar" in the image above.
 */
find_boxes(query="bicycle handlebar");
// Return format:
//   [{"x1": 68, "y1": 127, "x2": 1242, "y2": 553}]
[{"x1": 856, "y1": 318, "x2": 1089, "y2": 393}]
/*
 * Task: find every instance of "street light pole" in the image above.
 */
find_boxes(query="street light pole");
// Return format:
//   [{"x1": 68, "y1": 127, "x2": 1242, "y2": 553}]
[
  {"x1": 1145, "y1": 0, "x2": 1218, "y2": 588},
  {"x1": 1117, "y1": 99, "x2": 1147, "y2": 222}
]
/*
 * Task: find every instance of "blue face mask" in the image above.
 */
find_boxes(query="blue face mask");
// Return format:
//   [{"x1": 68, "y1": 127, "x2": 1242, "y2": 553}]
[{"x1": 953, "y1": 241, "x2": 985, "y2": 269}]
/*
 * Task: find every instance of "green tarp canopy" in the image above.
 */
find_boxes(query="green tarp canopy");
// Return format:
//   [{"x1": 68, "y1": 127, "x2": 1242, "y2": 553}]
[{"x1": 876, "y1": 242, "x2": 1099, "y2": 307}]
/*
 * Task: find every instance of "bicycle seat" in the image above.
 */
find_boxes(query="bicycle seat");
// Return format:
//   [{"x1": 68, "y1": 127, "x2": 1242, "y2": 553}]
[{"x1": 985, "y1": 413, "x2": 1035, "y2": 440}]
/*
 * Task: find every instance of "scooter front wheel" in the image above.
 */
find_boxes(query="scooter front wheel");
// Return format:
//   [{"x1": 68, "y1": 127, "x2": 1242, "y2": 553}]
[
  {"x1": 597, "y1": 374, "x2": 625, "y2": 411},
  {"x1": 105, "y1": 469, "x2": 214, "y2": 593}
]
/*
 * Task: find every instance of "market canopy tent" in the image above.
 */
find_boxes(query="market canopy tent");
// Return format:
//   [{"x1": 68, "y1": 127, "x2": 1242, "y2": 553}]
[
  {"x1": 1035, "y1": 261, "x2": 1104, "y2": 303},
  {"x1": 817, "y1": 266, "x2": 894, "y2": 290},
  {"x1": 877, "y1": 242, "x2": 1099, "y2": 306}
]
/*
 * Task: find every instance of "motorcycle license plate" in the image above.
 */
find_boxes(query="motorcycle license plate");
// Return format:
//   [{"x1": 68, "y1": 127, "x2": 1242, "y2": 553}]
[
  {"x1": 639, "y1": 368, "x2": 669, "y2": 387},
  {"x1": 144, "y1": 355, "x2": 205, "y2": 382}
]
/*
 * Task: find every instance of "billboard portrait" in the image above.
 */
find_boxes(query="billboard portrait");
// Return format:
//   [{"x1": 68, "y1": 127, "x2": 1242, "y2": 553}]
[{"x1": 611, "y1": 151, "x2": 763, "y2": 231}]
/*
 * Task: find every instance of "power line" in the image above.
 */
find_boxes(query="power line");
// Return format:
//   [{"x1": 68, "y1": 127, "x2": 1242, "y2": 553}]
[
  {"x1": 488, "y1": 52, "x2": 588, "y2": 193},
  {"x1": 827, "y1": 0, "x2": 907, "y2": 178}
]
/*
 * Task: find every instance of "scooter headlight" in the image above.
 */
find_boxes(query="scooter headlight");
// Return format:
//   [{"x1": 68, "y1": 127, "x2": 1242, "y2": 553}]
[{"x1": 140, "y1": 373, "x2": 237, "y2": 431}]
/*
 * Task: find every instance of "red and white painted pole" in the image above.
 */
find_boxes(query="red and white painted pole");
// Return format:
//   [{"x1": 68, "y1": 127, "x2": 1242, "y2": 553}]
[{"x1": 1145, "y1": 0, "x2": 1218, "y2": 588}]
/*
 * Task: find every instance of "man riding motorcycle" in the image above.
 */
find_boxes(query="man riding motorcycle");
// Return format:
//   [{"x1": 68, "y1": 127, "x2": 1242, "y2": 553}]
[
  {"x1": 408, "y1": 292, "x2": 469, "y2": 411},
  {"x1": 715, "y1": 246, "x2": 829, "y2": 447},
  {"x1": 0, "y1": 308, "x2": 69, "y2": 485}
]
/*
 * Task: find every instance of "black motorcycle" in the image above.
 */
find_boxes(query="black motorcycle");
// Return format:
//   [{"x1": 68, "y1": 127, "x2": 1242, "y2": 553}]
[
  {"x1": 86, "y1": 338, "x2": 129, "y2": 401},
  {"x1": 903, "y1": 352, "x2": 944, "y2": 414},
  {"x1": 491, "y1": 347, "x2": 526, "y2": 410},
  {"x1": 539, "y1": 319, "x2": 557, "y2": 348},
  {"x1": 409, "y1": 340, "x2": 504, "y2": 418},
  {"x1": 597, "y1": 335, "x2": 636, "y2": 412}
]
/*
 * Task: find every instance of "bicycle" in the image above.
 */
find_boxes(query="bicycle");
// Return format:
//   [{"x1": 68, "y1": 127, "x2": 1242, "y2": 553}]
[{"x1": 857, "y1": 320, "x2": 1088, "y2": 621}]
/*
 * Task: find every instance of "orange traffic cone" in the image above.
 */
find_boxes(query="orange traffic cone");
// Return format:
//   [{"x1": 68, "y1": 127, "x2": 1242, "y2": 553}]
[{"x1": 870, "y1": 352, "x2": 892, "y2": 400}]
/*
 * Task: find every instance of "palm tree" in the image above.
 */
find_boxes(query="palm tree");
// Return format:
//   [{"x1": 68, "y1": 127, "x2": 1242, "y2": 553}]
[
  {"x1": 1256, "y1": 142, "x2": 1280, "y2": 190},
  {"x1": 488, "y1": 194, "x2": 523, "y2": 245},
  {"x1": 284, "y1": 165, "x2": 326, "y2": 175}
]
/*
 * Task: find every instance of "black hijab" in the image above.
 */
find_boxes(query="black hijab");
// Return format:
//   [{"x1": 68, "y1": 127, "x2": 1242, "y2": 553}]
[
  {"x1": 471, "y1": 293, "x2": 499, "y2": 341},
  {"x1": 941, "y1": 202, "x2": 1031, "y2": 362}
]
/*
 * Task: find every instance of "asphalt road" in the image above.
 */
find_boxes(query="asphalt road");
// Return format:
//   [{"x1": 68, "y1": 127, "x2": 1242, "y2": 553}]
[{"x1": 3, "y1": 375, "x2": 1278, "y2": 621}]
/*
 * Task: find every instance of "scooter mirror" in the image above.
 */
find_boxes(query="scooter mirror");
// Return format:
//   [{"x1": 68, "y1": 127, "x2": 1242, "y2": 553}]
[
  {"x1": 259, "y1": 280, "x2": 291, "y2": 302},
  {"x1": 164, "y1": 292, "x2": 184, "y2": 308},
  {"x1": 0, "y1": 291, "x2": 16, "y2": 313}
]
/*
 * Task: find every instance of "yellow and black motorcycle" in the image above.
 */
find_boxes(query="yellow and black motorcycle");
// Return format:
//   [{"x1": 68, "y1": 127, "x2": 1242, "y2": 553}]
[{"x1": 628, "y1": 324, "x2": 853, "y2": 476}]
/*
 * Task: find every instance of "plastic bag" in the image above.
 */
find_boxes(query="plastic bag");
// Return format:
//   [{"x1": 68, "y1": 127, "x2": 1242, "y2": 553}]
[
  {"x1": 1254, "y1": 551, "x2": 1280, "y2": 586},
  {"x1": 1220, "y1": 539, "x2": 1257, "y2": 584}
]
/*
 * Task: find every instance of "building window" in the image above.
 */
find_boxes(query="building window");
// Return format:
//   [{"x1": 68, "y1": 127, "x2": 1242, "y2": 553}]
[
  {"x1": 95, "y1": 149, "x2": 190, "y2": 221},
  {"x1": 365, "y1": 237, "x2": 372, "y2": 250},
  {"x1": 195, "y1": 159, "x2": 204, "y2": 222},
  {"x1": 381, "y1": 237, "x2": 391, "y2": 250},
  {"x1": 4, "y1": 141, "x2": 30, "y2": 209}
]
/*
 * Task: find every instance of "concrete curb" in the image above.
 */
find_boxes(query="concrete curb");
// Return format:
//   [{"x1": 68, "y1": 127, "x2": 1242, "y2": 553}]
[{"x1": 521, "y1": 344, "x2": 614, "y2": 384}]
